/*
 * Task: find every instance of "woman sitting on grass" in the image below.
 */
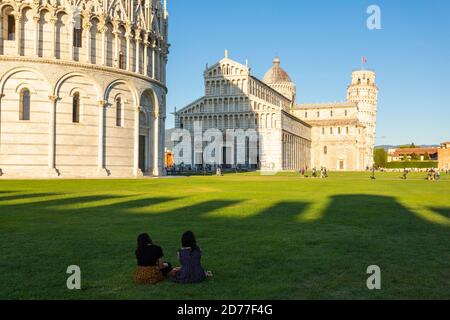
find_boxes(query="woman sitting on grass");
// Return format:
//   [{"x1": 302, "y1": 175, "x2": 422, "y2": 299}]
[
  {"x1": 174, "y1": 231, "x2": 213, "y2": 284},
  {"x1": 135, "y1": 233, "x2": 177, "y2": 284}
]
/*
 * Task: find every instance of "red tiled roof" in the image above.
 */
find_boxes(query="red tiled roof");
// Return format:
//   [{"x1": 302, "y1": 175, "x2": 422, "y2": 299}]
[{"x1": 392, "y1": 148, "x2": 438, "y2": 157}]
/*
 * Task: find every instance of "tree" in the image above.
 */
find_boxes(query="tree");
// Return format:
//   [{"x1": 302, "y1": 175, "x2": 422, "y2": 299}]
[
  {"x1": 424, "y1": 152, "x2": 430, "y2": 161},
  {"x1": 374, "y1": 148, "x2": 387, "y2": 168},
  {"x1": 411, "y1": 152, "x2": 419, "y2": 161},
  {"x1": 399, "y1": 143, "x2": 417, "y2": 149}
]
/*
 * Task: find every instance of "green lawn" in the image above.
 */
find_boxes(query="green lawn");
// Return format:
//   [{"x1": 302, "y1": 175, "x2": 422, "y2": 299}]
[{"x1": 1, "y1": 172, "x2": 449, "y2": 300}]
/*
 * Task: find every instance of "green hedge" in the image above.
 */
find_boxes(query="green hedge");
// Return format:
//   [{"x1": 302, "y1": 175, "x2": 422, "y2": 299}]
[{"x1": 385, "y1": 161, "x2": 438, "y2": 169}]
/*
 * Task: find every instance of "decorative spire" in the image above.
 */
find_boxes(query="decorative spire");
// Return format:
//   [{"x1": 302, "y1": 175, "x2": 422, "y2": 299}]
[
  {"x1": 224, "y1": 49, "x2": 229, "y2": 59},
  {"x1": 273, "y1": 56, "x2": 280, "y2": 65}
]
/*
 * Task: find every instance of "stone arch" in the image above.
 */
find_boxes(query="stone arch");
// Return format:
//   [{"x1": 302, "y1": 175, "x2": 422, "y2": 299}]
[
  {"x1": 0, "y1": 68, "x2": 52, "y2": 173},
  {"x1": 0, "y1": 3, "x2": 17, "y2": 13},
  {"x1": 90, "y1": 17, "x2": 100, "y2": 64},
  {"x1": 49, "y1": 74, "x2": 101, "y2": 177},
  {"x1": 100, "y1": 79, "x2": 138, "y2": 174},
  {"x1": 1, "y1": 5, "x2": 16, "y2": 53},
  {"x1": 118, "y1": 25, "x2": 127, "y2": 69},
  {"x1": 56, "y1": 11, "x2": 70, "y2": 60},
  {"x1": 0, "y1": 67, "x2": 51, "y2": 96},
  {"x1": 129, "y1": 29, "x2": 136, "y2": 71},
  {"x1": 104, "y1": 79, "x2": 138, "y2": 107},
  {"x1": 15, "y1": 82, "x2": 37, "y2": 95},
  {"x1": 105, "y1": 21, "x2": 114, "y2": 67},
  {"x1": 54, "y1": 72, "x2": 101, "y2": 99},
  {"x1": 38, "y1": 9, "x2": 52, "y2": 57},
  {"x1": 20, "y1": 6, "x2": 35, "y2": 56}
]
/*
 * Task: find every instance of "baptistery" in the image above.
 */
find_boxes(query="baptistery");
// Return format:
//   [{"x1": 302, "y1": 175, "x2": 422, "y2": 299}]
[{"x1": 0, "y1": 0, "x2": 169, "y2": 178}]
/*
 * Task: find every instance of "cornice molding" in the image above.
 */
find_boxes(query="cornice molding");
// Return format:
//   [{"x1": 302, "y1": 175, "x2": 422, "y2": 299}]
[{"x1": 0, "y1": 55, "x2": 168, "y2": 93}]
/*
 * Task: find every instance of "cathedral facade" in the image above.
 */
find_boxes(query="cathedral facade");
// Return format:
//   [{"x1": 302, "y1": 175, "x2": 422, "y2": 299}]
[
  {"x1": 175, "y1": 53, "x2": 378, "y2": 171},
  {"x1": 0, "y1": 0, "x2": 169, "y2": 178}
]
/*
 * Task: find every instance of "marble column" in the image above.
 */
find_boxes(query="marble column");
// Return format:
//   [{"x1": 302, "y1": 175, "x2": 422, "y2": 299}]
[
  {"x1": 48, "y1": 96, "x2": 59, "y2": 176},
  {"x1": 0, "y1": 94, "x2": 4, "y2": 174},
  {"x1": 152, "y1": 42, "x2": 156, "y2": 79},
  {"x1": 100, "y1": 25, "x2": 107, "y2": 66},
  {"x1": 113, "y1": 27, "x2": 119, "y2": 68},
  {"x1": 134, "y1": 106, "x2": 143, "y2": 176},
  {"x1": 125, "y1": 33, "x2": 131, "y2": 71},
  {"x1": 146, "y1": 111, "x2": 154, "y2": 173},
  {"x1": 68, "y1": 19, "x2": 74, "y2": 60},
  {"x1": 97, "y1": 100, "x2": 108, "y2": 176},
  {"x1": 0, "y1": 14, "x2": 3, "y2": 55},
  {"x1": 33, "y1": 15, "x2": 40, "y2": 57},
  {"x1": 50, "y1": 16, "x2": 57, "y2": 58},
  {"x1": 153, "y1": 112, "x2": 163, "y2": 176},
  {"x1": 15, "y1": 15, "x2": 21, "y2": 56},
  {"x1": 144, "y1": 40, "x2": 149, "y2": 77},
  {"x1": 135, "y1": 36, "x2": 141, "y2": 73},
  {"x1": 84, "y1": 22, "x2": 91, "y2": 63}
]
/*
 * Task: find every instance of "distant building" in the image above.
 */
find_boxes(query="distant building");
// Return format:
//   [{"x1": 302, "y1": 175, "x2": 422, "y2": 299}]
[
  {"x1": 438, "y1": 142, "x2": 450, "y2": 171},
  {"x1": 387, "y1": 148, "x2": 438, "y2": 162}
]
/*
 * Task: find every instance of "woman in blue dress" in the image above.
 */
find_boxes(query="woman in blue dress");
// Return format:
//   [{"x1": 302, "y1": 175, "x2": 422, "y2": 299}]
[{"x1": 174, "y1": 231, "x2": 212, "y2": 283}]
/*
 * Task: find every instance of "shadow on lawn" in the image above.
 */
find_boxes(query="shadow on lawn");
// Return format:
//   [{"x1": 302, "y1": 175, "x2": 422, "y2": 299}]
[
  {"x1": 1, "y1": 192, "x2": 450, "y2": 299},
  {"x1": 428, "y1": 207, "x2": 450, "y2": 219}
]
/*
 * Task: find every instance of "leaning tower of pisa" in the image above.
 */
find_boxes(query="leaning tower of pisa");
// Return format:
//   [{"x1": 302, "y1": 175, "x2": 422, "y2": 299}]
[
  {"x1": 0, "y1": 0, "x2": 169, "y2": 178},
  {"x1": 347, "y1": 69, "x2": 379, "y2": 168}
]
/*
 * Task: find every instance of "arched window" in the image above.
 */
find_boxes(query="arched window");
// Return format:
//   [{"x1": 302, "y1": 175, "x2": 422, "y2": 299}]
[
  {"x1": 73, "y1": 16, "x2": 83, "y2": 48},
  {"x1": 324, "y1": 146, "x2": 328, "y2": 155},
  {"x1": 119, "y1": 52, "x2": 125, "y2": 69},
  {"x1": 7, "y1": 14, "x2": 15, "y2": 40},
  {"x1": 72, "y1": 93, "x2": 80, "y2": 123},
  {"x1": 116, "y1": 98, "x2": 123, "y2": 127},
  {"x1": 19, "y1": 89, "x2": 31, "y2": 120}
]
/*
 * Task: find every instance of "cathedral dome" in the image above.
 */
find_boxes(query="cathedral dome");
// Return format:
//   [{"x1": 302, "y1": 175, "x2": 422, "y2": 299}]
[
  {"x1": 263, "y1": 58, "x2": 293, "y2": 84},
  {"x1": 262, "y1": 58, "x2": 296, "y2": 102}
]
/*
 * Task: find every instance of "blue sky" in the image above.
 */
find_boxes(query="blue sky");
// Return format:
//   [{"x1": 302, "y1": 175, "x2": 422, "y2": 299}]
[{"x1": 165, "y1": 0, "x2": 450, "y2": 145}]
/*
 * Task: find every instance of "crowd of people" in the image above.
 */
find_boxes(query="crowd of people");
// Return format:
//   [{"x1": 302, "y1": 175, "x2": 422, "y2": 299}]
[
  {"x1": 135, "y1": 231, "x2": 213, "y2": 285},
  {"x1": 426, "y1": 168, "x2": 441, "y2": 181},
  {"x1": 299, "y1": 166, "x2": 328, "y2": 178}
]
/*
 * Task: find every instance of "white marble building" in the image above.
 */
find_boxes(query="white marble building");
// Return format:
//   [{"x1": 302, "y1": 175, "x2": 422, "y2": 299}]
[
  {"x1": 175, "y1": 53, "x2": 378, "y2": 171},
  {"x1": 0, "y1": 0, "x2": 169, "y2": 178}
]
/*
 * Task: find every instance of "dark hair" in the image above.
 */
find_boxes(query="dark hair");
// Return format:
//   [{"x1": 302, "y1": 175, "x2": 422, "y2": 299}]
[
  {"x1": 136, "y1": 233, "x2": 152, "y2": 254},
  {"x1": 181, "y1": 231, "x2": 199, "y2": 251}
]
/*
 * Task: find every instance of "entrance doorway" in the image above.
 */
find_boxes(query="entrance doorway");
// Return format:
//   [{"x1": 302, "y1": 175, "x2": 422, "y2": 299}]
[{"x1": 139, "y1": 135, "x2": 146, "y2": 172}]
